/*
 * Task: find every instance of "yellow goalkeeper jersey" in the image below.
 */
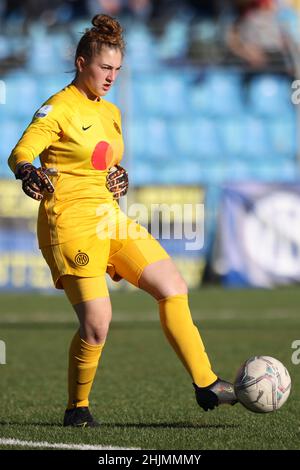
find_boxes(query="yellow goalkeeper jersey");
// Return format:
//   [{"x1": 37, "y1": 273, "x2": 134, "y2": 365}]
[{"x1": 8, "y1": 83, "x2": 124, "y2": 247}]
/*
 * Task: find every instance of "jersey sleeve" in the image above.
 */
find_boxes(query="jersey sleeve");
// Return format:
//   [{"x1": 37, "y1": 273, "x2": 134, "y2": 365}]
[
  {"x1": 115, "y1": 105, "x2": 122, "y2": 130},
  {"x1": 7, "y1": 100, "x2": 67, "y2": 174},
  {"x1": 117, "y1": 108, "x2": 122, "y2": 132},
  {"x1": 108, "y1": 101, "x2": 122, "y2": 131}
]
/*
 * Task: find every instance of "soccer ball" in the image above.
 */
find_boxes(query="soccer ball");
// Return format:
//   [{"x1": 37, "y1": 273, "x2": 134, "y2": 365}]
[{"x1": 234, "y1": 356, "x2": 291, "y2": 413}]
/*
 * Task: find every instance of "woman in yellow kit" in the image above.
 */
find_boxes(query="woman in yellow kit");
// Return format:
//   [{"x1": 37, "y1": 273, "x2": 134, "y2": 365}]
[{"x1": 8, "y1": 14, "x2": 237, "y2": 427}]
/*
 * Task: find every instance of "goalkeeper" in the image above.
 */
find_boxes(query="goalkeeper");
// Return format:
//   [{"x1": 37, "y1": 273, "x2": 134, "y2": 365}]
[{"x1": 8, "y1": 14, "x2": 236, "y2": 427}]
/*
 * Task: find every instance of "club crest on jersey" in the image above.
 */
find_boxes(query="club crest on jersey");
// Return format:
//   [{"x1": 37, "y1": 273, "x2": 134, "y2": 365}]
[
  {"x1": 35, "y1": 105, "x2": 53, "y2": 118},
  {"x1": 75, "y1": 251, "x2": 89, "y2": 266},
  {"x1": 113, "y1": 121, "x2": 121, "y2": 134}
]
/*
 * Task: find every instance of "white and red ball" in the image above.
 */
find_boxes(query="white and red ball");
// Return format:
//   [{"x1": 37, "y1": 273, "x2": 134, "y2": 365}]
[{"x1": 234, "y1": 356, "x2": 291, "y2": 413}]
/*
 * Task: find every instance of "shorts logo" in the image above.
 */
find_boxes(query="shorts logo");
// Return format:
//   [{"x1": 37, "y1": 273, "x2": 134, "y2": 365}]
[
  {"x1": 75, "y1": 251, "x2": 89, "y2": 266},
  {"x1": 113, "y1": 121, "x2": 121, "y2": 134}
]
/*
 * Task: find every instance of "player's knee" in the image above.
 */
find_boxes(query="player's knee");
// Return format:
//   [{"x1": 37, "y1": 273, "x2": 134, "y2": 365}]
[
  {"x1": 168, "y1": 273, "x2": 188, "y2": 296},
  {"x1": 174, "y1": 275, "x2": 188, "y2": 295},
  {"x1": 91, "y1": 330, "x2": 109, "y2": 345},
  {"x1": 81, "y1": 317, "x2": 111, "y2": 345},
  {"x1": 81, "y1": 325, "x2": 110, "y2": 345},
  {"x1": 155, "y1": 273, "x2": 188, "y2": 300},
  {"x1": 139, "y1": 258, "x2": 188, "y2": 299}
]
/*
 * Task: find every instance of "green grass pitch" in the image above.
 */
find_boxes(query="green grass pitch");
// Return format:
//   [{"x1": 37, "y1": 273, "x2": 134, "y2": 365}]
[{"x1": 0, "y1": 287, "x2": 299, "y2": 450}]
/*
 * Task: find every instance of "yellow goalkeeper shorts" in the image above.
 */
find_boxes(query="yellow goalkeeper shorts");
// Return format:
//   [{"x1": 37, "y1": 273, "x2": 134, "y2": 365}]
[{"x1": 41, "y1": 211, "x2": 169, "y2": 289}]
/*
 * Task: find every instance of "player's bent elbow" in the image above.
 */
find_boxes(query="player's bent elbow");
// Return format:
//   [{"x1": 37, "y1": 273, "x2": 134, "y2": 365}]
[{"x1": 7, "y1": 153, "x2": 16, "y2": 174}]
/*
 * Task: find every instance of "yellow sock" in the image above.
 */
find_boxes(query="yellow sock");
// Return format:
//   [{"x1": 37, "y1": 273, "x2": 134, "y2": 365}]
[
  {"x1": 158, "y1": 294, "x2": 217, "y2": 387},
  {"x1": 67, "y1": 331, "x2": 104, "y2": 409}
]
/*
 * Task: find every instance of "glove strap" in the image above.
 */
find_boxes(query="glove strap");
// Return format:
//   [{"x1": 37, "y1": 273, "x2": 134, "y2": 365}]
[{"x1": 15, "y1": 163, "x2": 33, "y2": 180}]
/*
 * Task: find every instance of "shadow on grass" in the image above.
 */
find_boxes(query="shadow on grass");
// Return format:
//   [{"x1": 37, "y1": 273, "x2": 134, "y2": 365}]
[
  {"x1": 106, "y1": 422, "x2": 240, "y2": 430},
  {"x1": 0, "y1": 420, "x2": 239, "y2": 430}
]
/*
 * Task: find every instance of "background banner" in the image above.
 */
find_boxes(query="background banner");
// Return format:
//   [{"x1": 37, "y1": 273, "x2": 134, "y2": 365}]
[{"x1": 213, "y1": 182, "x2": 300, "y2": 287}]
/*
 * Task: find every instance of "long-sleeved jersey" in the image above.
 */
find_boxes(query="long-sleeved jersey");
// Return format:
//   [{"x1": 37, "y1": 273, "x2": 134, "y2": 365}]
[{"x1": 8, "y1": 83, "x2": 124, "y2": 247}]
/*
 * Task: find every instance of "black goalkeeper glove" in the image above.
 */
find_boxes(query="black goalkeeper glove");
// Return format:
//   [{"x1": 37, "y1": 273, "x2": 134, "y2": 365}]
[
  {"x1": 106, "y1": 165, "x2": 129, "y2": 199},
  {"x1": 15, "y1": 163, "x2": 55, "y2": 201}
]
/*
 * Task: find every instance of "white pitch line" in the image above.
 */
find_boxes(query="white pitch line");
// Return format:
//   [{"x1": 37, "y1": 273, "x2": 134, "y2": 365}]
[{"x1": 0, "y1": 438, "x2": 140, "y2": 450}]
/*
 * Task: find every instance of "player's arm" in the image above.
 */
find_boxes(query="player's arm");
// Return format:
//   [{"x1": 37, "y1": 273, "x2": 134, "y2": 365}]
[{"x1": 8, "y1": 102, "x2": 65, "y2": 200}]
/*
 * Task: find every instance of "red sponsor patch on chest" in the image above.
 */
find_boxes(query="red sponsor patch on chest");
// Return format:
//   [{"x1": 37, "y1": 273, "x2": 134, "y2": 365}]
[{"x1": 91, "y1": 141, "x2": 113, "y2": 170}]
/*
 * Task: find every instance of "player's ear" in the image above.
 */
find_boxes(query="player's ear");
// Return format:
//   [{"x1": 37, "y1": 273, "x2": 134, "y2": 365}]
[{"x1": 76, "y1": 56, "x2": 87, "y2": 73}]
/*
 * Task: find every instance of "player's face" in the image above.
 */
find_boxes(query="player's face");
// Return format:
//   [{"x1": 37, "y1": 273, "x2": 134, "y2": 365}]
[{"x1": 76, "y1": 47, "x2": 122, "y2": 99}]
